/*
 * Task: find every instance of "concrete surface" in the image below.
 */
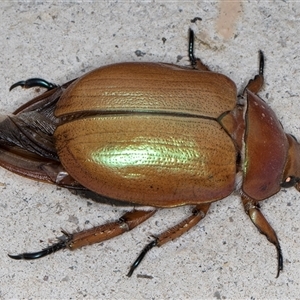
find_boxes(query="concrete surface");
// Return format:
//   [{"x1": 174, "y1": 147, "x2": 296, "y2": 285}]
[{"x1": 0, "y1": 2, "x2": 300, "y2": 299}]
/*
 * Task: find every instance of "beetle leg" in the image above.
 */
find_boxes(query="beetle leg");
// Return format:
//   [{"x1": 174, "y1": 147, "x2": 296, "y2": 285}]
[
  {"x1": 242, "y1": 195, "x2": 283, "y2": 278},
  {"x1": 8, "y1": 235, "x2": 68, "y2": 260},
  {"x1": 9, "y1": 78, "x2": 58, "y2": 91},
  {"x1": 8, "y1": 209, "x2": 156, "y2": 260},
  {"x1": 67, "y1": 209, "x2": 156, "y2": 249},
  {"x1": 127, "y1": 203, "x2": 211, "y2": 277},
  {"x1": 188, "y1": 29, "x2": 210, "y2": 71},
  {"x1": 244, "y1": 50, "x2": 265, "y2": 94}
]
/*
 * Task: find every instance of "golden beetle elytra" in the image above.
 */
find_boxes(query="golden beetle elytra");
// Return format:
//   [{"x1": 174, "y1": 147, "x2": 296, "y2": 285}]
[{"x1": 1, "y1": 30, "x2": 299, "y2": 277}]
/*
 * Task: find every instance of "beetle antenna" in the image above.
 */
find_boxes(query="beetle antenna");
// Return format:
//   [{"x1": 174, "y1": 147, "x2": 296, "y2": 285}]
[
  {"x1": 8, "y1": 233, "x2": 69, "y2": 260},
  {"x1": 127, "y1": 240, "x2": 157, "y2": 277}
]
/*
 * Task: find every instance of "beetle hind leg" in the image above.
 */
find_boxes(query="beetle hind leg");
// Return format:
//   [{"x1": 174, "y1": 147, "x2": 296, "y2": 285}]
[
  {"x1": 9, "y1": 78, "x2": 58, "y2": 91},
  {"x1": 242, "y1": 195, "x2": 283, "y2": 278},
  {"x1": 127, "y1": 203, "x2": 211, "y2": 277},
  {"x1": 8, "y1": 235, "x2": 68, "y2": 260},
  {"x1": 8, "y1": 209, "x2": 156, "y2": 260}
]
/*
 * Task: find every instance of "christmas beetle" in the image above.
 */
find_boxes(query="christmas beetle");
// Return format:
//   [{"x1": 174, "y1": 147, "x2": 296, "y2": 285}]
[{"x1": 2, "y1": 29, "x2": 299, "y2": 278}]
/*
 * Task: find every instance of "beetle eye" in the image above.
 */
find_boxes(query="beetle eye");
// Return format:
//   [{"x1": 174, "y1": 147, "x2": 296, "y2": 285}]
[{"x1": 281, "y1": 176, "x2": 299, "y2": 188}]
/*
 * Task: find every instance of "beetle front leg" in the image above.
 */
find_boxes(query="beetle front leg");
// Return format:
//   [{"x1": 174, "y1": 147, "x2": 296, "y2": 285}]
[
  {"x1": 244, "y1": 50, "x2": 265, "y2": 94},
  {"x1": 9, "y1": 209, "x2": 156, "y2": 260},
  {"x1": 242, "y1": 195, "x2": 283, "y2": 277},
  {"x1": 188, "y1": 29, "x2": 211, "y2": 71},
  {"x1": 127, "y1": 203, "x2": 211, "y2": 277}
]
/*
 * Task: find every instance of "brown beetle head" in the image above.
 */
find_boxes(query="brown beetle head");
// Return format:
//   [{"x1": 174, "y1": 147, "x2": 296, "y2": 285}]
[{"x1": 281, "y1": 134, "x2": 300, "y2": 191}]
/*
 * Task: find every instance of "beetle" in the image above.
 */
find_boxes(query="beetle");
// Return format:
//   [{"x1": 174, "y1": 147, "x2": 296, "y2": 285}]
[{"x1": 1, "y1": 29, "x2": 299, "y2": 278}]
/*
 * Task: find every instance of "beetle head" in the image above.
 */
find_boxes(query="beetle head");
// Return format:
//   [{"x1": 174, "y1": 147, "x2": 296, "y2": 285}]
[{"x1": 281, "y1": 134, "x2": 300, "y2": 191}]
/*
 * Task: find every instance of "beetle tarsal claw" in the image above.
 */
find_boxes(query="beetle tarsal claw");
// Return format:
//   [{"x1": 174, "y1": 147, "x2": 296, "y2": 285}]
[
  {"x1": 8, "y1": 238, "x2": 68, "y2": 260},
  {"x1": 9, "y1": 80, "x2": 26, "y2": 91},
  {"x1": 9, "y1": 78, "x2": 58, "y2": 91},
  {"x1": 276, "y1": 244, "x2": 283, "y2": 278},
  {"x1": 127, "y1": 240, "x2": 157, "y2": 277}
]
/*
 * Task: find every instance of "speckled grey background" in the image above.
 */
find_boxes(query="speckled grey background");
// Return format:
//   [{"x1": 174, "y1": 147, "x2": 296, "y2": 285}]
[{"x1": 0, "y1": 1, "x2": 300, "y2": 299}]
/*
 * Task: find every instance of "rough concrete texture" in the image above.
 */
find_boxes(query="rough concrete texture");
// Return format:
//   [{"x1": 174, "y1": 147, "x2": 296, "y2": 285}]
[{"x1": 0, "y1": 2, "x2": 300, "y2": 299}]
